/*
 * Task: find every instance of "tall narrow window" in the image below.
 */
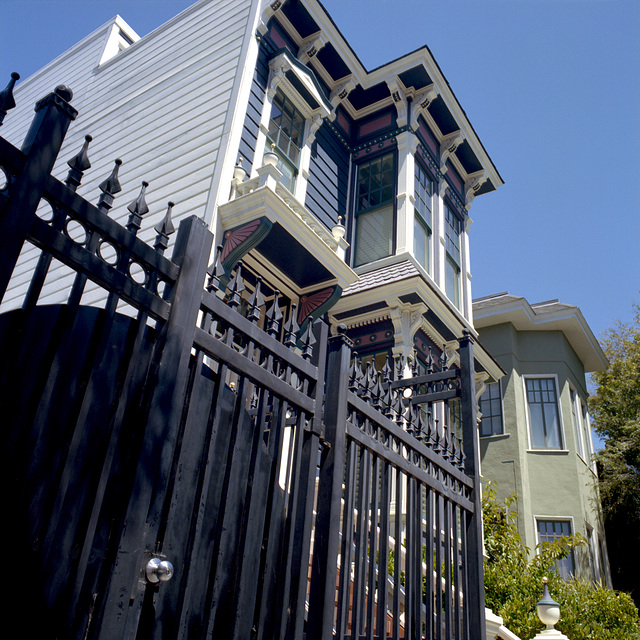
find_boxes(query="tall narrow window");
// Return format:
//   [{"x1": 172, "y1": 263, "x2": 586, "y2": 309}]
[
  {"x1": 570, "y1": 388, "x2": 584, "y2": 457},
  {"x1": 582, "y1": 404, "x2": 594, "y2": 463},
  {"x1": 525, "y1": 377, "x2": 562, "y2": 449},
  {"x1": 479, "y1": 382, "x2": 503, "y2": 437},
  {"x1": 267, "y1": 89, "x2": 305, "y2": 192},
  {"x1": 414, "y1": 163, "x2": 433, "y2": 272},
  {"x1": 536, "y1": 519, "x2": 575, "y2": 579},
  {"x1": 444, "y1": 205, "x2": 461, "y2": 307},
  {"x1": 354, "y1": 153, "x2": 394, "y2": 266}
]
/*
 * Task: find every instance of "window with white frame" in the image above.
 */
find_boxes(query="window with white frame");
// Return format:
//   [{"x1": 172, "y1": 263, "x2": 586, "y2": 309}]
[
  {"x1": 536, "y1": 518, "x2": 575, "y2": 579},
  {"x1": 354, "y1": 153, "x2": 395, "y2": 266},
  {"x1": 581, "y1": 404, "x2": 593, "y2": 463},
  {"x1": 414, "y1": 162, "x2": 433, "y2": 273},
  {"x1": 444, "y1": 204, "x2": 461, "y2": 308},
  {"x1": 525, "y1": 377, "x2": 563, "y2": 449},
  {"x1": 479, "y1": 382, "x2": 503, "y2": 437},
  {"x1": 570, "y1": 388, "x2": 585, "y2": 457},
  {"x1": 267, "y1": 89, "x2": 305, "y2": 192}
]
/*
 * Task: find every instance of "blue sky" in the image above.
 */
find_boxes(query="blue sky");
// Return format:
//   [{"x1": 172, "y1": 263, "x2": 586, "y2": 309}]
[{"x1": 2, "y1": 0, "x2": 639, "y2": 347}]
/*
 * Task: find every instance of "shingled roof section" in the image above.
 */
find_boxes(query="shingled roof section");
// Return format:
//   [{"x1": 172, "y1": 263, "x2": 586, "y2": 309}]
[{"x1": 342, "y1": 261, "x2": 421, "y2": 296}]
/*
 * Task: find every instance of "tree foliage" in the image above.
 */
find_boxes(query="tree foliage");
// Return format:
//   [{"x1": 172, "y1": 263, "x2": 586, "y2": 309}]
[
  {"x1": 483, "y1": 486, "x2": 640, "y2": 640},
  {"x1": 589, "y1": 304, "x2": 640, "y2": 605}
]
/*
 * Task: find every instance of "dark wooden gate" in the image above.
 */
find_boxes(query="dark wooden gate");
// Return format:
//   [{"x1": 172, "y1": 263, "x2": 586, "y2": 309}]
[{"x1": 0, "y1": 80, "x2": 485, "y2": 639}]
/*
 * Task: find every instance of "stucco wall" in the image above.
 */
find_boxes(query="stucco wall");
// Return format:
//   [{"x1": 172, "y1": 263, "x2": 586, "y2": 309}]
[{"x1": 479, "y1": 322, "x2": 605, "y2": 581}]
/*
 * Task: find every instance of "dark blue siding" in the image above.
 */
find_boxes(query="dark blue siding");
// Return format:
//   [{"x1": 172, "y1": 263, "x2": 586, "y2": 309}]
[
  {"x1": 238, "y1": 45, "x2": 269, "y2": 172},
  {"x1": 307, "y1": 123, "x2": 350, "y2": 230}
]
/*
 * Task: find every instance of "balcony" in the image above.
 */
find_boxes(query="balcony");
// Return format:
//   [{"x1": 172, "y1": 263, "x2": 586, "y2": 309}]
[{"x1": 217, "y1": 161, "x2": 357, "y2": 295}]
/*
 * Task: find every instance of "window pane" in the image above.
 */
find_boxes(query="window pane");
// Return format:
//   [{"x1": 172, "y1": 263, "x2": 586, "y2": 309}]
[
  {"x1": 480, "y1": 382, "x2": 503, "y2": 436},
  {"x1": 268, "y1": 90, "x2": 304, "y2": 186},
  {"x1": 526, "y1": 378, "x2": 562, "y2": 449},
  {"x1": 445, "y1": 256, "x2": 460, "y2": 308},
  {"x1": 355, "y1": 205, "x2": 393, "y2": 265},
  {"x1": 356, "y1": 154, "x2": 394, "y2": 213},
  {"x1": 414, "y1": 216, "x2": 429, "y2": 270},
  {"x1": 445, "y1": 205, "x2": 461, "y2": 265},
  {"x1": 571, "y1": 389, "x2": 584, "y2": 457}
]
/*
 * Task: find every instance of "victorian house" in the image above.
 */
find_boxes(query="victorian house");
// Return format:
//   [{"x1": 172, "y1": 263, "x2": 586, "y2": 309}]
[{"x1": 2, "y1": 0, "x2": 503, "y2": 387}]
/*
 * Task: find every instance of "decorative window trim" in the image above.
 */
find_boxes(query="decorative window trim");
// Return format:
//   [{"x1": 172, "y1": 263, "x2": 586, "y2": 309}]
[{"x1": 255, "y1": 49, "x2": 332, "y2": 202}]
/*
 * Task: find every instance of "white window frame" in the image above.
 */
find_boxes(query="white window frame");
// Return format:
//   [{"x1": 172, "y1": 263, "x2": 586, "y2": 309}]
[
  {"x1": 523, "y1": 374, "x2": 566, "y2": 450},
  {"x1": 413, "y1": 161, "x2": 434, "y2": 274},
  {"x1": 443, "y1": 203, "x2": 461, "y2": 309},
  {"x1": 570, "y1": 386, "x2": 585, "y2": 458},
  {"x1": 256, "y1": 50, "x2": 332, "y2": 203}
]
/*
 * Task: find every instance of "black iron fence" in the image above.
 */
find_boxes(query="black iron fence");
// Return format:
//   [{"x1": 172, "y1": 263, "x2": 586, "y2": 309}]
[{"x1": 0, "y1": 77, "x2": 485, "y2": 639}]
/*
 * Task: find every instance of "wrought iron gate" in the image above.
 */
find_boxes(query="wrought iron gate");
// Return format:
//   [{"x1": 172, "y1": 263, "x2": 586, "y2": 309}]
[{"x1": 0, "y1": 79, "x2": 485, "y2": 639}]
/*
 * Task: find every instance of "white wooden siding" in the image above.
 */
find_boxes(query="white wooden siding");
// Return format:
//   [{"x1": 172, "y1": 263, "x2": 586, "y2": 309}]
[{"x1": 1, "y1": 0, "x2": 259, "y2": 311}]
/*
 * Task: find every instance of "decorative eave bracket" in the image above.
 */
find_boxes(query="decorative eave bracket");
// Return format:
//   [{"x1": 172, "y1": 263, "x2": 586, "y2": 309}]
[
  {"x1": 387, "y1": 80, "x2": 408, "y2": 128},
  {"x1": 298, "y1": 32, "x2": 328, "y2": 64},
  {"x1": 258, "y1": 0, "x2": 285, "y2": 35},
  {"x1": 412, "y1": 83, "x2": 440, "y2": 130},
  {"x1": 464, "y1": 170, "x2": 488, "y2": 210},
  {"x1": 439, "y1": 130, "x2": 465, "y2": 174}
]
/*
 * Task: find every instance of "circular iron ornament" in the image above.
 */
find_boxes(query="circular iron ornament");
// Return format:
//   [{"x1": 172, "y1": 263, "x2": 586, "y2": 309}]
[
  {"x1": 128, "y1": 261, "x2": 148, "y2": 285},
  {"x1": 36, "y1": 198, "x2": 55, "y2": 223},
  {"x1": 97, "y1": 240, "x2": 119, "y2": 266},
  {"x1": 0, "y1": 167, "x2": 9, "y2": 191},
  {"x1": 65, "y1": 218, "x2": 89, "y2": 246}
]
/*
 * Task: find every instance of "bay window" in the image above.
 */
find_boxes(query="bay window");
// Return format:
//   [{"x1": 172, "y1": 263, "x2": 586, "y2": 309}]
[{"x1": 354, "y1": 153, "x2": 395, "y2": 266}]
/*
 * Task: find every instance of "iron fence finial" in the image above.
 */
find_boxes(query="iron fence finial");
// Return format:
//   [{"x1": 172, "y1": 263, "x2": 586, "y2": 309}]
[{"x1": 0, "y1": 72, "x2": 20, "y2": 125}]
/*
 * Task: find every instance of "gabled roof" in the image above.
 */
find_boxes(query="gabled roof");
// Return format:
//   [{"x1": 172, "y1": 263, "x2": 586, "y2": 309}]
[{"x1": 472, "y1": 292, "x2": 608, "y2": 372}]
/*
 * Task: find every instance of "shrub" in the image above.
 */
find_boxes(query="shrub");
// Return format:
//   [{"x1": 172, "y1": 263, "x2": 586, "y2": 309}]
[{"x1": 483, "y1": 486, "x2": 640, "y2": 639}]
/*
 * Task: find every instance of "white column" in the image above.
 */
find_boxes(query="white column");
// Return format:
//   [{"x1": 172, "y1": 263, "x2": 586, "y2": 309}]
[{"x1": 395, "y1": 131, "x2": 418, "y2": 257}]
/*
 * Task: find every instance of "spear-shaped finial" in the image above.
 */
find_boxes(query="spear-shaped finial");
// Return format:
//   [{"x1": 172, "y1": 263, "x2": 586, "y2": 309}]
[
  {"x1": 0, "y1": 72, "x2": 20, "y2": 126},
  {"x1": 207, "y1": 244, "x2": 226, "y2": 292},
  {"x1": 97, "y1": 159, "x2": 122, "y2": 214},
  {"x1": 65, "y1": 134, "x2": 92, "y2": 192},
  {"x1": 154, "y1": 201, "x2": 176, "y2": 255},
  {"x1": 127, "y1": 181, "x2": 149, "y2": 234}
]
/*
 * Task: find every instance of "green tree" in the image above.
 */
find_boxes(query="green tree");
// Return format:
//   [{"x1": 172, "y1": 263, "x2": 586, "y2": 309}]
[
  {"x1": 483, "y1": 486, "x2": 640, "y2": 640},
  {"x1": 589, "y1": 304, "x2": 640, "y2": 606}
]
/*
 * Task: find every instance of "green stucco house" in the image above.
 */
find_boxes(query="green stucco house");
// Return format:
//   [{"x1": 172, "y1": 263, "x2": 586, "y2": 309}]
[{"x1": 473, "y1": 292, "x2": 611, "y2": 585}]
